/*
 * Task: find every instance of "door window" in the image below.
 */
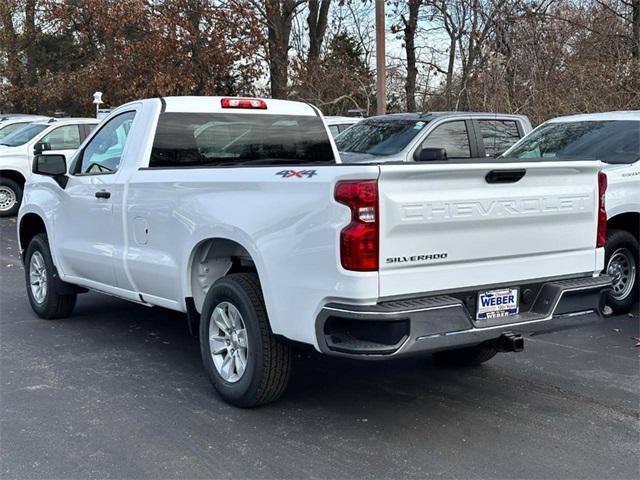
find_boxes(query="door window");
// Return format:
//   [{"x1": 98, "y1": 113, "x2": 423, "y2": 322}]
[
  {"x1": 421, "y1": 121, "x2": 471, "y2": 158},
  {"x1": 78, "y1": 112, "x2": 135, "y2": 174},
  {"x1": 41, "y1": 125, "x2": 81, "y2": 150},
  {"x1": 478, "y1": 120, "x2": 521, "y2": 157}
]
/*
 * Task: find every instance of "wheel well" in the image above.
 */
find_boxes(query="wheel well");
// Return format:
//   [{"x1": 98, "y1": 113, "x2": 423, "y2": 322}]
[
  {"x1": 19, "y1": 213, "x2": 47, "y2": 259},
  {"x1": 189, "y1": 238, "x2": 257, "y2": 313},
  {"x1": 0, "y1": 170, "x2": 26, "y2": 187},
  {"x1": 608, "y1": 212, "x2": 639, "y2": 241}
]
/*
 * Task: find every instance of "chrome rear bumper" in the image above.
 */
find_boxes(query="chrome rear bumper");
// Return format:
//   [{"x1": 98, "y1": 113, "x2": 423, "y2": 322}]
[{"x1": 316, "y1": 275, "x2": 612, "y2": 358}]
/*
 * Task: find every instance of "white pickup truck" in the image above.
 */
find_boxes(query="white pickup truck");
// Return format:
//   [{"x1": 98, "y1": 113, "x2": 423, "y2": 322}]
[
  {"x1": 504, "y1": 111, "x2": 639, "y2": 313},
  {"x1": 18, "y1": 97, "x2": 611, "y2": 407}
]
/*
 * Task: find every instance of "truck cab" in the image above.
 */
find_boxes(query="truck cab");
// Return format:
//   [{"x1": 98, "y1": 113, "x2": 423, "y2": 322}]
[{"x1": 335, "y1": 112, "x2": 532, "y2": 163}]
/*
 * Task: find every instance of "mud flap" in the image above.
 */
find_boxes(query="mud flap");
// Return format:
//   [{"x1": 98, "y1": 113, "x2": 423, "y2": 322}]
[{"x1": 185, "y1": 297, "x2": 200, "y2": 337}]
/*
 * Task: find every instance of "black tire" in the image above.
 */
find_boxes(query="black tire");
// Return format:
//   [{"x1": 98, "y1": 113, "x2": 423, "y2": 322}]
[
  {"x1": 0, "y1": 177, "x2": 22, "y2": 217},
  {"x1": 24, "y1": 234, "x2": 77, "y2": 319},
  {"x1": 605, "y1": 229, "x2": 639, "y2": 314},
  {"x1": 433, "y1": 344, "x2": 498, "y2": 367},
  {"x1": 199, "y1": 273, "x2": 292, "y2": 407}
]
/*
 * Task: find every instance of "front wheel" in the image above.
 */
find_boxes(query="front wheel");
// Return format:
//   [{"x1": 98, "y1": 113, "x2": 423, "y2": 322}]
[
  {"x1": 605, "y1": 229, "x2": 639, "y2": 314},
  {"x1": 0, "y1": 178, "x2": 22, "y2": 217},
  {"x1": 199, "y1": 273, "x2": 292, "y2": 407},
  {"x1": 24, "y1": 234, "x2": 77, "y2": 319}
]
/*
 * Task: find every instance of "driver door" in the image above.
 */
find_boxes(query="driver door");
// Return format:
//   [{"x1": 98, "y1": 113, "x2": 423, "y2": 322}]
[{"x1": 53, "y1": 111, "x2": 136, "y2": 288}]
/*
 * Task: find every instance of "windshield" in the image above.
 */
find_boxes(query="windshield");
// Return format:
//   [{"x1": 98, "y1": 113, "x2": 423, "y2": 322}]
[
  {"x1": 505, "y1": 120, "x2": 640, "y2": 164},
  {"x1": 334, "y1": 119, "x2": 428, "y2": 156},
  {"x1": 0, "y1": 124, "x2": 48, "y2": 147},
  {"x1": 0, "y1": 122, "x2": 29, "y2": 140}
]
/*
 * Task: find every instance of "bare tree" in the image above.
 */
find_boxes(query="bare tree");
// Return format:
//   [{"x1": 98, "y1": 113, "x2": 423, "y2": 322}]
[
  {"x1": 262, "y1": 0, "x2": 305, "y2": 98},
  {"x1": 400, "y1": 0, "x2": 421, "y2": 111},
  {"x1": 631, "y1": 0, "x2": 640, "y2": 61},
  {"x1": 307, "y1": 0, "x2": 332, "y2": 65}
]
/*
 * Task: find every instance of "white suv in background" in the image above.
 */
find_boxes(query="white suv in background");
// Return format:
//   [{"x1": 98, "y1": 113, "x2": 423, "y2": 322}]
[
  {"x1": 0, "y1": 117, "x2": 99, "y2": 216},
  {"x1": 504, "y1": 111, "x2": 639, "y2": 313}
]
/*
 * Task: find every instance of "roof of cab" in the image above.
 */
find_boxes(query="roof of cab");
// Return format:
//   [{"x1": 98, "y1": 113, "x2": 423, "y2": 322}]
[
  {"x1": 160, "y1": 96, "x2": 319, "y2": 116},
  {"x1": 324, "y1": 115, "x2": 362, "y2": 125},
  {"x1": 0, "y1": 114, "x2": 49, "y2": 121},
  {"x1": 0, "y1": 116, "x2": 50, "y2": 125},
  {"x1": 546, "y1": 111, "x2": 640, "y2": 123},
  {"x1": 362, "y1": 111, "x2": 528, "y2": 122},
  {"x1": 31, "y1": 117, "x2": 99, "y2": 126}
]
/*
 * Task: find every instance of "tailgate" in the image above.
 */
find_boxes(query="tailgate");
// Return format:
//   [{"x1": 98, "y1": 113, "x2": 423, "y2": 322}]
[{"x1": 378, "y1": 161, "x2": 602, "y2": 298}]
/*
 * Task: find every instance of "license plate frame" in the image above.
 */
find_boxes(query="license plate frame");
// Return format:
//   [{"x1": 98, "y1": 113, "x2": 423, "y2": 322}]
[{"x1": 476, "y1": 288, "x2": 519, "y2": 321}]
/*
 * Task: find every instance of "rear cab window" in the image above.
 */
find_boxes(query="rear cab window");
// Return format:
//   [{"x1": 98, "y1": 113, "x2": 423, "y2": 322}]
[{"x1": 149, "y1": 113, "x2": 335, "y2": 168}]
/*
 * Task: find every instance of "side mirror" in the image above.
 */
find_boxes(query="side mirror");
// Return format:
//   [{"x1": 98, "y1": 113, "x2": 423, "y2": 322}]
[
  {"x1": 33, "y1": 142, "x2": 51, "y2": 155},
  {"x1": 33, "y1": 154, "x2": 68, "y2": 188},
  {"x1": 415, "y1": 147, "x2": 447, "y2": 162}
]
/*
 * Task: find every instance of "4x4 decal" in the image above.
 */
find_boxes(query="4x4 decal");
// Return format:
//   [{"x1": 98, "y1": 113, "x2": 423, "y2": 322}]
[{"x1": 276, "y1": 169, "x2": 317, "y2": 178}]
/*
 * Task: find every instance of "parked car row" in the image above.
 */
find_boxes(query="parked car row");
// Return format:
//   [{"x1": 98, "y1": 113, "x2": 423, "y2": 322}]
[
  {"x1": 14, "y1": 96, "x2": 637, "y2": 408},
  {"x1": 0, "y1": 116, "x2": 99, "y2": 216}
]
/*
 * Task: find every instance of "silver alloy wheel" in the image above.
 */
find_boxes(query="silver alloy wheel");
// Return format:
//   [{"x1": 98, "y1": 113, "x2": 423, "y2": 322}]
[
  {"x1": 607, "y1": 247, "x2": 637, "y2": 301},
  {"x1": 0, "y1": 185, "x2": 17, "y2": 212},
  {"x1": 209, "y1": 301, "x2": 249, "y2": 383},
  {"x1": 29, "y1": 251, "x2": 48, "y2": 304}
]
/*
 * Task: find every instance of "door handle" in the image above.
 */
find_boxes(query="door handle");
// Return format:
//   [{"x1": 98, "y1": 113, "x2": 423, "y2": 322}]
[
  {"x1": 95, "y1": 190, "x2": 111, "y2": 199},
  {"x1": 485, "y1": 169, "x2": 526, "y2": 184}
]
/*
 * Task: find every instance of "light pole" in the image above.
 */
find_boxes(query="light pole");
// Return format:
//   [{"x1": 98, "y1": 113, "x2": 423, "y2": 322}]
[
  {"x1": 92, "y1": 91, "x2": 103, "y2": 118},
  {"x1": 375, "y1": 0, "x2": 386, "y2": 115}
]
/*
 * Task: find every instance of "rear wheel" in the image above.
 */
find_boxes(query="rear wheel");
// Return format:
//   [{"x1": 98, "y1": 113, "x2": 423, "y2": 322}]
[
  {"x1": 24, "y1": 234, "x2": 77, "y2": 319},
  {"x1": 433, "y1": 344, "x2": 498, "y2": 367},
  {"x1": 605, "y1": 229, "x2": 638, "y2": 314},
  {"x1": 0, "y1": 178, "x2": 22, "y2": 217},
  {"x1": 199, "y1": 273, "x2": 292, "y2": 407}
]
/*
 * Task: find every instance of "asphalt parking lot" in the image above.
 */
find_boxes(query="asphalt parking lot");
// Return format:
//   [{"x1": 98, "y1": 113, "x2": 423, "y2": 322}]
[{"x1": 0, "y1": 217, "x2": 638, "y2": 479}]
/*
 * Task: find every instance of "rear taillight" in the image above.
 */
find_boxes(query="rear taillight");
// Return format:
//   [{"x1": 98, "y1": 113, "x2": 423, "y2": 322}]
[
  {"x1": 220, "y1": 98, "x2": 267, "y2": 109},
  {"x1": 597, "y1": 171, "x2": 607, "y2": 248},
  {"x1": 335, "y1": 180, "x2": 379, "y2": 271}
]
